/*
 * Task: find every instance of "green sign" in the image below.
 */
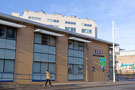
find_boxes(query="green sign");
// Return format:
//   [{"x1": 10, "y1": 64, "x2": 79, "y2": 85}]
[{"x1": 100, "y1": 57, "x2": 106, "y2": 66}]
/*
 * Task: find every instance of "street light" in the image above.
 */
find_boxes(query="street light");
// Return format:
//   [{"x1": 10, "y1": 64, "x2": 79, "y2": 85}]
[{"x1": 112, "y1": 20, "x2": 115, "y2": 82}]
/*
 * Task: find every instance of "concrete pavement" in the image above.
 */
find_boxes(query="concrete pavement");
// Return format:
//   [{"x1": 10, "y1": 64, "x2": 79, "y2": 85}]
[{"x1": 0, "y1": 81, "x2": 135, "y2": 90}]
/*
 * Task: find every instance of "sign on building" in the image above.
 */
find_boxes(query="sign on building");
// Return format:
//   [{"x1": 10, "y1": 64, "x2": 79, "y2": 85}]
[{"x1": 100, "y1": 57, "x2": 106, "y2": 66}]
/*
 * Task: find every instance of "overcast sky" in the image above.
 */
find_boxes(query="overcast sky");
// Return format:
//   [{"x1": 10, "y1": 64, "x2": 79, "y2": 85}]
[{"x1": 1, "y1": 0, "x2": 135, "y2": 50}]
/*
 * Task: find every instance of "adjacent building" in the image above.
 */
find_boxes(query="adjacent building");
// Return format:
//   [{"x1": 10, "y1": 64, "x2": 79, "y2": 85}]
[
  {"x1": 116, "y1": 50, "x2": 135, "y2": 80},
  {"x1": 0, "y1": 12, "x2": 118, "y2": 85},
  {"x1": 12, "y1": 10, "x2": 97, "y2": 38}
]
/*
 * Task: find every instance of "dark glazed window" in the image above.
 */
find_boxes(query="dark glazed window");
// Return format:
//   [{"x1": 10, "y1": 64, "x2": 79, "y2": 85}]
[
  {"x1": 49, "y1": 36, "x2": 55, "y2": 46},
  {"x1": 42, "y1": 34, "x2": 49, "y2": 45},
  {"x1": 6, "y1": 28, "x2": 16, "y2": 39}
]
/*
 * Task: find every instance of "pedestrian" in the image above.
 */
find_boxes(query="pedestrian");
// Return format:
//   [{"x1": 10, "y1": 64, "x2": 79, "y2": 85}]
[{"x1": 45, "y1": 70, "x2": 51, "y2": 87}]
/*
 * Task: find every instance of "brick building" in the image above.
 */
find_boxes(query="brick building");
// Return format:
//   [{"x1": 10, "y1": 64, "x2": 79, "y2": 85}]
[{"x1": 0, "y1": 12, "x2": 118, "y2": 84}]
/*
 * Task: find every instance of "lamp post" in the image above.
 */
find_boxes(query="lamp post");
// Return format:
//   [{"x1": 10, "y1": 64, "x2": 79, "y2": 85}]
[{"x1": 112, "y1": 21, "x2": 116, "y2": 82}]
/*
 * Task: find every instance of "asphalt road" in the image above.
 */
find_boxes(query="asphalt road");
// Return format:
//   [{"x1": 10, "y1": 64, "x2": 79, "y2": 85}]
[{"x1": 74, "y1": 84, "x2": 135, "y2": 90}]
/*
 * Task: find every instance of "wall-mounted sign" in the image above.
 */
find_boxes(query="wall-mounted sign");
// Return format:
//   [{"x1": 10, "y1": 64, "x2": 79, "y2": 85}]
[{"x1": 100, "y1": 57, "x2": 106, "y2": 66}]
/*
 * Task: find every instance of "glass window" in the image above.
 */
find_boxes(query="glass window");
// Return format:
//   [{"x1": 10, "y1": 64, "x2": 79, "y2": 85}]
[
  {"x1": 41, "y1": 54, "x2": 48, "y2": 62},
  {"x1": 41, "y1": 45, "x2": 48, "y2": 53},
  {"x1": 68, "y1": 65, "x2": 73, "y2": 74},
  {"x1": 49, "y1": 36, "x2": 55, "y2": 46},
  {"x1": 33, "y1": 33, "x2": 56, "y2": 81},
  {"x1": 79, "y1": 43, "x2": 84, "y2": 51},
  {"x1": 34, "y1": 33, "x2": 42, "y2": 44},
  {"x1": 0, "y1": 26, "x2": 6, "y2": 38},
  {"x1": 0, "y1": 38, "x2": 6, "y2": 48},
  {"x1": 49, "y1": 63, "x2": 55, "y2": 73},
  {"x1": 41, "y1": 63, "x2": 48, "y2": 73},
  {"x1": 50, "y1": 74, "x2": 55, "y2": 80},
  {"x1": 34, "y1": 44, "x2": 42, "y2": 53},
  {"x1": 74, "y1": 41, "x2": 79, "y2": 50},
  {"x1": 78, "y1": 65, "x2": 83, "y2": 74},
  {"x1": 68, "y1": 57, "x2": 74, "y2": 64},
  {"x1": 5, "y1": 39, "x2": 16, "y2": 50},
  {"x1": 42, "y1": 34, "x2": 49, "y2": 45},
  {"x1": 88, "y1": 30, "x2": 92, "y2": 34},
  {"x1": 0, "y1": 49, "x2": 5, "y2": 59},
  {"x1": 5, "y1": 50, "x2": 16, "y2": 59},
  {"x1": 68, "y1": 41, "x2": 73, "y2": 49},
  {"x1": 6, "y1": 28, "x2": 16, "y2": 39},
  {"x1": 68, "y1": 49, "x2": 73, "y2": 56},
  {"x1": 4, "y1": 60, "x2": 14, "y2": 72},
  {"x1": 68, "y1": 40, "x2": 84, "y2": 80},
  {"x1": 65, "y1": 27, "x2": 76, "y2": 32},
  {"x1": 78, "y1": 51, "x2": 84, "y2": 58},
  {"x1": 74, "y1": 50, "x2": 78, "y2": 57},
  {"x1": 2, "y1": 73, "x2": 14, "y2": 81},
  {"x1": 32, "y1": 73, "x2": 41, "y2": 80},
  {"x1": 48, "y1": 46, "x2": 56, "y2": 54},
  {"x1": 74, "y1": 65, "x2": 78, "y2": 74},
  {"x1": 34, "y1": 53, "x2": 42, "y2": 61},
  {"x1": 0, "y1": 60, "x2": 4, "y2": 72},
  {"x1": 33, "y1": 62, "x2": 40, "y2": 73},
  {"x1": 73, "y1": 57, "x2": 78, "y2": 64},
  {"x1": 78, "y1": 58, "x2": 83, "y2": 64},
  {"x1": 48, "y1": 55, "x2": 56, "y2": 62}
]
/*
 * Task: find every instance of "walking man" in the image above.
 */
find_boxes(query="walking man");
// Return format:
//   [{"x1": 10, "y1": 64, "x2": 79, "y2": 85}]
[{"x1": 45, "y1": 70, "x2": 51, "y2": 87}]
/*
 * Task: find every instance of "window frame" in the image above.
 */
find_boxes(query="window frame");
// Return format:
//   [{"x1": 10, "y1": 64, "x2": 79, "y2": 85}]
[{"x1": 68, "y1": 40, "x2": 84, "y2": 80}]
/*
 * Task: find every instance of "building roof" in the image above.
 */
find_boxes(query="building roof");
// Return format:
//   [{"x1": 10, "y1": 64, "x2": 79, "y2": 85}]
[
  {"x1": 0, "y1": 12, "x2": 118, "y2": 46},
  {"x1": 117, "y1": 50, "x2": 135, "y2": 56}
]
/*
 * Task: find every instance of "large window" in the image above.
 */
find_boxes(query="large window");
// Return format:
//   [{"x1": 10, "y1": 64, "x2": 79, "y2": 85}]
[
  {"x1": 68, "y1": 40, "x2": 84, "y2": 80},
  {"x1": 82, "y1": 29, "x2": 92, "y2": 34},
  {"x1": 65, "y1": 27, "x2": 76, "y2": 32},
  {"x1": 32, "y1": 33, "x2": 56, "y2": 81},
  {"x1": 0, "y1": 24, "x2": 16, "y2": 82},
  {"x1": 47, "y1": 19, "x2": 59, "y2": 23},
  {"x1": 81, "y1": 23, "x2": 92, "y2": 27},
  {"x1": 28, "y1": 16, "x2": 41, "y2": 21},
  {"x1": 65, "y1": 21, "x2": 76, "y2": 25}
]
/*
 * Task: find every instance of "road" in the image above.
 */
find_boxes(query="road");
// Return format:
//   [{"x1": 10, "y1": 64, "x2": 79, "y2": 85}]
[{"x1": 74, "y1": 84, "x2": 135, "y2": 90}]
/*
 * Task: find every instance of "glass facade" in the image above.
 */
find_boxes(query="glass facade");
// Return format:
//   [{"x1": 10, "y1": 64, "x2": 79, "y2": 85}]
[
  {"x1": 0, "y1": 25, "x2": 16, "y2": 82},
  {"x1": 32, "y1": 33, "x2": 56, "y2": 81},
  {"x1": 68, "y1": 40, "x2": 84, "y2": 80}
]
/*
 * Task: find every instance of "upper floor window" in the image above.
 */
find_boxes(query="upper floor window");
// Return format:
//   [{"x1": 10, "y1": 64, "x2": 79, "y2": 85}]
[
  {"x1": 68, "y1": 40, "x2": 84, "y2": 51},
  {"x1": 0, "y1": 25, "x2": 16, "y2": 39},
  {"x1": 47, "y1": 19, "x2": 59, "y2": 23},
  {"x1": 65, "y1": 21, "x2": 76, "y2": 25},
  {"x1": 28, "y1": 16, "x2": 41, "y2": 21},
  {"x1": 82, "y1": 23, "x2": 92, "y2": 27},
  {"x1": 82, "y1": 29, "x2": 92, "y2": 34},
  {"x1": 65, "y1": 27, "x2": 76, "y2": 32},
  {"x1": 34, "y1": 33, "x2": 56, "y2": 46}
]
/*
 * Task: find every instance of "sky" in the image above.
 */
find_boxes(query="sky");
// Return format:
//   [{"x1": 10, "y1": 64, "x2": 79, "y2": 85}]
[{"x1": 0, "y1": 0, "x2": 135, "y2": 50}]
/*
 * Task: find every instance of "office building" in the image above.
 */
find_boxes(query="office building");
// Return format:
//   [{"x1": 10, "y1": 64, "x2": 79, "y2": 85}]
[{"x1": 0, "y1": 12, "x2": 118, "y2": 84}]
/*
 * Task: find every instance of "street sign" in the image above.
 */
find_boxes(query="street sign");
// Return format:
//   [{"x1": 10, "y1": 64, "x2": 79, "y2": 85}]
[{"x1": 100, "y1": 57, "x2": 106, "y2": 66}]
